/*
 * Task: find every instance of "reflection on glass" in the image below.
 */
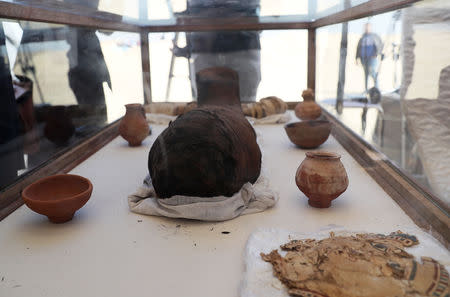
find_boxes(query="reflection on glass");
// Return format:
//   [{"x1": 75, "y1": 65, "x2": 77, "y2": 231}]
[
  {"x1": 168, "y1": 0, "x2": 262, "y2": 102},
  {"x1": 0, "y1": 24, "x2": 23, "y2": 189},
  {"x1": 0, "y1": 19, "x2": 142, "y2": 191},
  {"x1": 315, "y1": 0, "x2": 370, "y2": 19},
  {"x1": 189, "y1": 31, "x2": 261, "y2": 102},
  {"x1": 316, "y1": 2, "x2": 450, "y2": 207},
  {"x1": 355, "y1": 23, "x2": 383, "y2": 92},
  {"x1": 67, "y1": 27, "x2": 111, "y2": 124},
  {"x1": 150, "y1": 29, "x2": 307, "y2": 102},
  {"x1": 29, "y1": 0, "x2": 365, "y2": 23}
]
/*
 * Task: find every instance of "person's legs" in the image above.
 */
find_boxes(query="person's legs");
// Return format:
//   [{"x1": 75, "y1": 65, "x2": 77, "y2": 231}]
[
  {"x1": 0, "y1": 26, "x2": 24, "y2": 188},
  {"x1": 362, "y1": 59, "x2": 369, "y2": 91},
  {"x1": 67, "y1": 27, "x2": 110, "y2": 124},
  {"x1": 369, "y1": 57, "x2": 379, "y2": 89},
  {"x1": 191, "y1": 52, "x2": 220, "y2": 100},
  {"x1": 226, "y1": 50, "x2": 261, "y2": 102}
]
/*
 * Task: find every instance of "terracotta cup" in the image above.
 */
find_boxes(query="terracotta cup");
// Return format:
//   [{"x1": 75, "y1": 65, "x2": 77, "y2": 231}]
[
  {"x1": 295, "y1": 151, "x2": 348, "y2": 208},
  {"x1": 295, "y1": 88, "x2": 322, "y2": 120},
  {"x1": 119, "y1": 103, "x2": 151, "y2": 146},
  {"x1": 22, "y1": 174, "x2": 93, "y2": 223}
]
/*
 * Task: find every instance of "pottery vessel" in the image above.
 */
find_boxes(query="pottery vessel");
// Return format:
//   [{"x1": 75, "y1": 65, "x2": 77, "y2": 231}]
[
  {"x1": 295, "y1": 151, "x2": 348, "y2": 208},
  {"x1": 22, "y1": 174, "x2": 93, "y2": 223},
  {"x1": 148, "y1": 105, "x2": 261, "y2": 198},
  {"x1": 119, "y1": 103, "x2": 151, "y2": 146},
  {"x1": 44, "y1": 105, "x2": 75, "y2": 145},
  {"x1": 285, "y1": 120, "x2": 331, "y2": 148},
  {"x1": 295, "y1": 89, "x2": 322, "y2": 120}
]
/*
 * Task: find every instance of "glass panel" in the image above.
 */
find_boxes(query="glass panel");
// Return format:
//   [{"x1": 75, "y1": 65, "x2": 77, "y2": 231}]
[
  {"x1": 148, "y1": 0, "x2": 370, "y2": 23},
  {"x1": 316, "y1": 0, "x2": 450, "y2": 207},
  {"x1": 315, "y1": 0, "x2": 363, "y2": 19},
  {"x1": 1, "y1": 0, "x2": 370, "y2": 25},
  {"x1": 0, "y1": 19, "x2": 142, "y2": 190},
  {"x1": 149, "y1": 29, "x2": 307, "y2": 102}
]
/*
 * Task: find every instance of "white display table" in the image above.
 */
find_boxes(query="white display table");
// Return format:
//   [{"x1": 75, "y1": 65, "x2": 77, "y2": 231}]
[{"x1": 0, "y1": 123, "x2": 445, "y2": 297}]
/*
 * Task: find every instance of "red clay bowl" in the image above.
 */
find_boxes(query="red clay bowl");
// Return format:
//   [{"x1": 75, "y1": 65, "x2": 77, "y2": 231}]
[
  {"x1": 22, "y1": 174, "x2": 93, "y2": 223},
  {"x1": 284, "y1": 120, "x2": 332, "y2": 149}
]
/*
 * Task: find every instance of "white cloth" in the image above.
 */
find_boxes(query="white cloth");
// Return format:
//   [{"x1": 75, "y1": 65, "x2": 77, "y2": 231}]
[
  {"x1": 146, "y1": 113, "x2": 176, "y2": 125},
  {"x1": 146, "y1": 111, "x2": 290, "y2": 126},
  {"x1": 128, "y1": 174, "x2": 278, "y2": 221}
]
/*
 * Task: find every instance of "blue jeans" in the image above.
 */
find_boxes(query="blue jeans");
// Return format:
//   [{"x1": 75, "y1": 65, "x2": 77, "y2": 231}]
[{"x1": 362, "y1": 57, "x2": 379, "y2": 91}]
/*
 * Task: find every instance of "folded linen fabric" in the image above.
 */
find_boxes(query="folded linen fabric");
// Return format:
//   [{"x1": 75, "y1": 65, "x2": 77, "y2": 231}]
[
  {"x1": 145, "y1": 113, "x2": 176, "y2": 125},
  {"x1": 128, "y1": 174, "x2": 278, "y2": 221}
]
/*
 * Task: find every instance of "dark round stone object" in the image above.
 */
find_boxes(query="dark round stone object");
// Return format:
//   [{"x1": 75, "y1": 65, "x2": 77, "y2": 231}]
[{"x1": 148, "y1": 106, "x2": 261, "y2": 198}]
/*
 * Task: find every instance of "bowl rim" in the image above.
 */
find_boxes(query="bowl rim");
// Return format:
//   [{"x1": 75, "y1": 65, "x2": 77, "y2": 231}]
[
  {"x1": 22, "y1": 174, "x2": 93, "y2": 204},
  {"x1": 125, "y1": 103, "x2": 143, "y2": 109},
  {"x1": 306, "y1": 151, "x2": 341, "y2": 160},
  {"x1": 284, "y1": 120, "x2": 331, "y2": 129}
]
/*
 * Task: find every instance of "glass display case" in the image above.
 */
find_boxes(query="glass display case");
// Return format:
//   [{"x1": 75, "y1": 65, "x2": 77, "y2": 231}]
[
  {"x1": 316, "y1": 2, "x2": 450, "y2": 205},
  {"x1": 0, "y1": 1, "x2": 449, "y2": 296}
]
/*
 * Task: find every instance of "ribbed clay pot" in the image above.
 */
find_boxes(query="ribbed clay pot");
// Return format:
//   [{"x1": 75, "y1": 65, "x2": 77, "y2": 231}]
[
  {"x1": 295, "y1": 151, "x2": 348, "y2": 208},
  {"x1": 295, "y1": 89, "x2": 322, "y2": 120},
  {"x1": 44, "y1": 105, "x2": 75, "y2": 145},
  {"x1": 148, "y1": 105, "x2": 261, "y2": 198},
  {"x1": 119, "y1": 103, "x2": 150, "y2": 146}
]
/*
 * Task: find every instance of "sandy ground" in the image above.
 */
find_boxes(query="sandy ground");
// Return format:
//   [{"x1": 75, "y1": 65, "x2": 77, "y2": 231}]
[{"x1": 406, "y1": 23, "x2": 450, "y2": 99}]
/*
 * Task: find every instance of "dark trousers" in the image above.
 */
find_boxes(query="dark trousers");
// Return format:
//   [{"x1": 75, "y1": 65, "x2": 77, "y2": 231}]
[{"x1": 362, "y1": 57, "x2": 379, "y2": 91}]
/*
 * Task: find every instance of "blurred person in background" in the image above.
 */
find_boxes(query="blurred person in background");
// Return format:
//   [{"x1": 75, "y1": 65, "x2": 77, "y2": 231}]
[
  {"x1": 0, "y1": 25, "x2": 24, "y2": 188},
  {"x1": 356, "y1": 23, "x2": 383, "y2": 92},
  {"x1": 173, "y1": 0, "x2": 261, "y2": 102},
  {"x1": 64, "y1": 0, "x2": 111, "y2": 123}
]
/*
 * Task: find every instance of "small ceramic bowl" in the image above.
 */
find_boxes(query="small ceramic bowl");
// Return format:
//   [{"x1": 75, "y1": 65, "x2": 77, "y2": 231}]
[
  {"x1": 284, "y1": 120, "x2": 332, "y2": 149},
  {"x1": 22, "y1": 174, "x2": 93, "y2": 223}
]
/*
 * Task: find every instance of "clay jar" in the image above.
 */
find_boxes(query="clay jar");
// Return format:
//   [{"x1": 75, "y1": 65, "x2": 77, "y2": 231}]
[
  {"x1": 44, "y1": 105, "x2": 75, "y2": 145},
  {"x1": 119, "y1": 103, "x2": 150, "y2": 146},
  {"x1": 295, "y1": 89, "x2": 322, "y2": 120},
  {"x1": 295, "y1": 151, "x2": 348, "y2": 208}
]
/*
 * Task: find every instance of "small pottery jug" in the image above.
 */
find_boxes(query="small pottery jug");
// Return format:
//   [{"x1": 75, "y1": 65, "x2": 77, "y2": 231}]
[
  {"x1": 44, "y1": 105, "x2": 75, "y2": 145},
  {"x1": 119, "y1": 103, "x2": 150, "y2": 146},
  {"x1": 295, "y1": 89, "x2": 322, "y2": 120},
  {"x1": 295, "y1": 151, "x2": 348, "y2": 208}
]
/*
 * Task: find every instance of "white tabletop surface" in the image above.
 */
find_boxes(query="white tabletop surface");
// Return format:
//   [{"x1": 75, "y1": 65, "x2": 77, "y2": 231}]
[{"x1": 0, "y1": 121, "x2": 445, "y2": 297}]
